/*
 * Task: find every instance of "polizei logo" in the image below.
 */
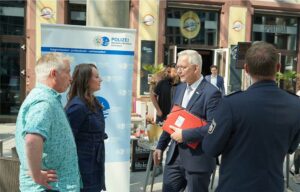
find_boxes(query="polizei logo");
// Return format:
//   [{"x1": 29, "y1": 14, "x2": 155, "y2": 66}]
[
  {"x1": 110, "y1": 37, "x2": 132, "y2": 46},
  {"x1": 94, "y1": 35, "x2": 110, "y2": 46}
]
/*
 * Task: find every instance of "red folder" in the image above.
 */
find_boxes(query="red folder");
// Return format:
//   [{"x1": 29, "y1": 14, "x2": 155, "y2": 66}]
[{"x1": 162, "y1": 105, "x2": 207, "y2": 149}]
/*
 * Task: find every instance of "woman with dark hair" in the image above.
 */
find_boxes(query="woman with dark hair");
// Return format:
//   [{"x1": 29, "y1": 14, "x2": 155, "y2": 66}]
[{"x1": 66, "y1": 63, "x2": 107, "y2": 192}]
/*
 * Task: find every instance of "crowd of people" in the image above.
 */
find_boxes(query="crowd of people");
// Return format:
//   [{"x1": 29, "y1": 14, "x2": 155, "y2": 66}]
[
  {"x1": 14, "y1": 41, "x2": 300, "y2": 192},
  {"x1": 153, "y1": 42, "x2": 300, "y2": 192}
]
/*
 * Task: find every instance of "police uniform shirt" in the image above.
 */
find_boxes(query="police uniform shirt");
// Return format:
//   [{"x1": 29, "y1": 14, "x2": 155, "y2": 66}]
[{"x1": 202, "y1": 80, "x2": 300, "y2": 192}]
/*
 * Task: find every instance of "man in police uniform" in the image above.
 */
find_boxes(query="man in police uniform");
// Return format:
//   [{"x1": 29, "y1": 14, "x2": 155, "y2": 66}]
[
  {"x1": 202, "y1": 42, "x2": 300, "y2": 191},
  {"x1": 153, "y1": 50, "x2": 221, "y2": 192}
]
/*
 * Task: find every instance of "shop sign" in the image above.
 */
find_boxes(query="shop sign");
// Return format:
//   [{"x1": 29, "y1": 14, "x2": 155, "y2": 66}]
[
  {"x1": 180, "y1": 11, "x2": 201, "y2": 39},
  {"x1": 143, "y1": 14, "x2": 155, "y2": 26},
  {"x1": 264, "y1": 25, "x2": 287, "y2": 33},
  {"x1": 232, "y1": 20, "x2": 244, "y2": 32},
  {"x1": 40, "y1": 7, "x2": 55, "y2": 19}
]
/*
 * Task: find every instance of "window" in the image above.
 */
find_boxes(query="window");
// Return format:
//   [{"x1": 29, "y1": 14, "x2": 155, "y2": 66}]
[
  {"x1": 0, "y1": 1, "x2": 25, "y2": 35},
  {"x1": 252, "y1": 14, "x2": 297, "y2": 51},
  {"x1": 68, "y1": 0, "x2": 86, "y2": 26},
  {"x1": 166, "y1": 8, "x2": 219, "y2": 46},
  {"x1": 252, "y1": 14, "x2": 299, "y2": 92}
]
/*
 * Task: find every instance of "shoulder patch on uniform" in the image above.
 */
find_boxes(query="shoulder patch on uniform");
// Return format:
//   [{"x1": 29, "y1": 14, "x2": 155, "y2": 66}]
[
  {"x1": 208, "y1": 119, "x2": 216, "y2": 134},
  {"x1": 225, "y1": 90, "x2": 243, "y2": 97}
]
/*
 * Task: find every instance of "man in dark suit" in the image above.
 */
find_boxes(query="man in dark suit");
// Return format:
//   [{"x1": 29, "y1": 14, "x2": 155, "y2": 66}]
[
  {"x1": 153, "y1": 50, "x2": 221, "y2": 192},
  {"x1": 202, "y1": 42, "x2": 300, "y2": 192},
  {"x1": 205, "y1": 65, "x2": 225, "y2": 96}
]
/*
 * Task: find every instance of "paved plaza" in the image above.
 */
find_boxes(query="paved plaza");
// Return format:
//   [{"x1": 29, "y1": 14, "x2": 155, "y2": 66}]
[{"x1": 0, "y1": 123, "x2": 300, "y2": 192}]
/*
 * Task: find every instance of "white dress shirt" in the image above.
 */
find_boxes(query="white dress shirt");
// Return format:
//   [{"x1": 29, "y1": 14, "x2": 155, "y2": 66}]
[
  {"x1": 181, "y1": 76, "x2": 203, "y2": 108},
  {"x1": 210, "y1": 75, "x2": 218, "y2": 89}
]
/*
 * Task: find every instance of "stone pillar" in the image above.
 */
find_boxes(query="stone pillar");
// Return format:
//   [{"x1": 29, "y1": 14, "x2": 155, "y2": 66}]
[
  {"x1": 227, "y1": 1, "x2": 252, "y2": 91},
  {"x1": 86, "y1": 0, "x2": 129, "y2": 28},
  {"x1": 35, "y1": 0, "x2": 58, "y2": 58},
  {"x1": 26, "y1": 0, "x2": 36, "y2": 92}
]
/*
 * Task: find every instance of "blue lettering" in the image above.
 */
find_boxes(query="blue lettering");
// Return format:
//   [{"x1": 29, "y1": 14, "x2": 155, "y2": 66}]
[{"x1": 111, "y1": 37, "x2": 130, "y2": 43}]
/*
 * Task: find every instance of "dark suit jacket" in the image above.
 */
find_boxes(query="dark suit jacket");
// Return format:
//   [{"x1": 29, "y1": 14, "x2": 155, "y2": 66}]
[
  {"x1": 156, "y1": 78, "x2": 221, "y2": 173},
  {"x1": 205, "y1": 75, "x2": 225, "y2": 95},
  {"x1": 203, "y1": 80, "x2": 300, "y2": 192}
]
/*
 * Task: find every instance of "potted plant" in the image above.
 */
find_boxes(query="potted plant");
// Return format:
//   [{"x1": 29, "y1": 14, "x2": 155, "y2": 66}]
[
  {"x1": 142, "y1": 63, "x2": 165, "y2": 75},
  {"x1": 142, "y1": 63, "x2": 165, "y2": 88},
  {"x1": 276, "y1": 70, "x2": 299, "y2": 92}
]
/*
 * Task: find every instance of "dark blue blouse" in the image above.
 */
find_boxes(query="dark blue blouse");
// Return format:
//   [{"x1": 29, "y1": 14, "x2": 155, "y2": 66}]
[{"x1": 66, "y1": 96, "x2": 106, "y2": 192}]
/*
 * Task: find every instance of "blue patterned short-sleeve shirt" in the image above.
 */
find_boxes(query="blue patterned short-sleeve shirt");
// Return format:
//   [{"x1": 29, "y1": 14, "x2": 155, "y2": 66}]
[{"x1": 16, "y1": 83, "x2": 80, "y2": 192}]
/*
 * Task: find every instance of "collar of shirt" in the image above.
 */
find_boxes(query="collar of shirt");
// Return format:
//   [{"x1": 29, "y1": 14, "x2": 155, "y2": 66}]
[
  {"x1": 211, "y1": 75, "x2": 217, "y2": 80},
  {"x1": 181, "y1": 76, "x2": 203, "y2": 108},
  {"x1": 210, "y1": 75, "x2": 218, "y2": 87},
  {"x1": 187, "y1": 75, "x2": 203, "y2": 92},
  {"x1": 247, "y1": 80, "x2": 277, "y2": 90},
  {"x1": 36, "y1": 83, "x2": 62, "y2": 101}
]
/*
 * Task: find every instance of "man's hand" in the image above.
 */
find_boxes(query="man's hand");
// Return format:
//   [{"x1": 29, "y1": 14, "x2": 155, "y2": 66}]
[
  {"x1": 153, "y1": 149, "x2": 162, "y2": 166},
  {"x1": 157, "y1": 109, "x2": 163, "y2": 117},
  {"x1": 26, "y1": 134, "x2": 55, "y2": 188},
  {"x1": 170, "y1": 125, "x2": 183, "y2": 143},
  {"x1": 28, "y1": 169, "x2": 57, "y2": 189}
]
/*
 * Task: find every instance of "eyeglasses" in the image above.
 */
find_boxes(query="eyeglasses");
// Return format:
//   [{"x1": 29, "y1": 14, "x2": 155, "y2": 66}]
[
  {"x1": 175, "y1": 65, "x2": 196, "y2": 71},
  {"x1": 175, "y1": 66, "x2": 189, "y2": 71}
]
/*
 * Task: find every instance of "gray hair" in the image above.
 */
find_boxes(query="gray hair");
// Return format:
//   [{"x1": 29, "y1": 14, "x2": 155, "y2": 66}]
[
  {"x1": 35, "y1": 53, "x2": 72, "y2": 82},
  {"x1": 177, "y1": 50, "x2": 202, "y2": 69}
]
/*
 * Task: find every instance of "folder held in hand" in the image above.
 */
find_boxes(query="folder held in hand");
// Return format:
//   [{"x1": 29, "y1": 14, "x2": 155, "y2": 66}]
[{"x1": 162, "y1": 105, "x2": 207, "y2": 149}]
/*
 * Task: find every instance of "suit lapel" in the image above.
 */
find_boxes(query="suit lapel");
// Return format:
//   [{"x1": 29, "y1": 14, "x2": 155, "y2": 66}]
[
  {"x1": 216, "y1": 76, "x2": 220, "y2": 87},
  {"x1": 174, "y1": 84, "x2": 186, "y2": 106},
  {"x1": 217, "y1": 75, "x2": 222, "y2": 87},
  {"x1": 186, "y1": 79, "x2": 206, "y2": 110},
  {"x1": 207, "y1": 75, "x2": 211, "y2": 83}
]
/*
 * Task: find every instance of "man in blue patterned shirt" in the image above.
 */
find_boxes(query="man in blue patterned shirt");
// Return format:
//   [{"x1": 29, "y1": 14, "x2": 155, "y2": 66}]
[{"x1": 16, "y1": 53, "x2": 80, "y2": 192}]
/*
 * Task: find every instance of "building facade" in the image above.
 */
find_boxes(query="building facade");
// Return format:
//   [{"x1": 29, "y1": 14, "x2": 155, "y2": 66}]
[{"x1": 1, "y1": 0, "x2": 300, "y2": 122}]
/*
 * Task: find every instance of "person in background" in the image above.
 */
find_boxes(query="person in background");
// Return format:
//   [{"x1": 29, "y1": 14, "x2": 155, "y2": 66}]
[
  {"x1": 150, "y1": 64, "x2": 179, "y2": 176},
  {"x1": 153, "y1": 50, "x2": 221, "y2": 192},
  {"x1": 15, "y1": 53, "x2": 80, "y2": 192},
  {"x1": 202, "y1": 42, "x2": 300, "y2": 191},
  {"x1": 148, "y1": 68, "x2": 167, "y2": 100},
  {"x1": 66, "y1": 63, "x2": 107, "y2": 192},
  {"x1": 150, "y1": 64, "x2": 179, "y2": 124},
  {"x1": 205, "y1": 65, "x2": 225, "y2": 96}
]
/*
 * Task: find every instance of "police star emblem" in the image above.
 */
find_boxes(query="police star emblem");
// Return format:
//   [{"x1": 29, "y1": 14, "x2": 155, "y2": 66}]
[{"x1": 208, "y1": 119, "x2": 216, "y2": 134}]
